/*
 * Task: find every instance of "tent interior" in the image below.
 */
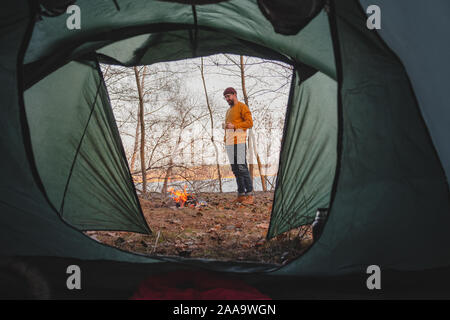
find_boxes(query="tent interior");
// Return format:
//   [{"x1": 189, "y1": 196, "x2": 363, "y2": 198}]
[
  {"x1": 2, "y1": 0, "x2": 450, "y2": 298},
  {"x1": 20, "y1": 0, "x2": 338, "y2": 263}
]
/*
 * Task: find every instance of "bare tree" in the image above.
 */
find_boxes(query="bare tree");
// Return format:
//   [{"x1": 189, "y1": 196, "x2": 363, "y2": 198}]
[
  {"x1": 200, "y1": 57, "x2": 223, "y2": 192},
  {"x1": 222, "y1": 54, "x2": 267, "y2": 191},
  {"x1": 102, "y1": 54, "x2": 291, "y2": 195},
  {"x1": 133, "y1": 66, "x2": 148, "y2": 196},
  {"x1": 130, "y1": 66, "x2": 147, "y2": 172},
  {"x1": 161, "y1": 94, "x2": 208, "y2": 196},
  {"x1": 240, "y1": 55, "x2": 267, "y2": 191}
]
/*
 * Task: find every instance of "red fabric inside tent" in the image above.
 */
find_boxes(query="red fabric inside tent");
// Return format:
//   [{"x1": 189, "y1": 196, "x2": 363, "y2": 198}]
[{"x1": 130, "y1": 271, "x2": 271, "y2": 300}]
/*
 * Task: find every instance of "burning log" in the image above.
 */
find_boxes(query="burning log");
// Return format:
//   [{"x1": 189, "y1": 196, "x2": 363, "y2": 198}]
[
  {"x1": 167, "y1": 186, "x2": 195, "y2": 208},
  {"x1": 167, "y1": 186, "x2": 207, "y2": 208},
  {"x1": 185, "y1": 194, "x2": 198, "y2": 207},
  {"x1": 167, "y1": 186, "x2": 189, "y2": 207}
]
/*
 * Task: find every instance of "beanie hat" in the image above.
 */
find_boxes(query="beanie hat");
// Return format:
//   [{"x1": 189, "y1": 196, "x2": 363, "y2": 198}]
[{"x1": 223, "y1": 87, "x2": 237, "y2": 96}]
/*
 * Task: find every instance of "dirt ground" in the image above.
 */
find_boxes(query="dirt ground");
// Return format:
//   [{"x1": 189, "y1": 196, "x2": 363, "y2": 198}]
[{"x1": 85, "y1": 191, "x2": 313, "y2": 265}]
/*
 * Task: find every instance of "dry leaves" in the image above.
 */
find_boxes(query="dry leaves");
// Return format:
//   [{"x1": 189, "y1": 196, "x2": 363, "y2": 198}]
[{"x1": 85, "y1": 192, "x2": 313, "y2": 265}]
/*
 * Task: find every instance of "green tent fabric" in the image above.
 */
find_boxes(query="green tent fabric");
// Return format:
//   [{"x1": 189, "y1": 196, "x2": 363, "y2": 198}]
[
  {"x1": 24, "y1": 0, "x2": 336, "y2": 87},
  {"x1": 24, "y1": 60, "x2": 150, "y2": 233},
  {"x1": 20, "y1": 0, "x2": 338, "y2": 250},
  {"x1": 278, "y1": 0, "x2": 450, "y2": 276},
  {"x1": 2, "y1": 0, "x2": 450, "y2": 298},
  {"x1": 359, "y1": 0, "x2": 450, "y2": 183},
  {"x1": 0, "y1": 1, "x2": 155, "y2": 263},
  {"x1": 268, "y1": 70, "x2": 337, "y2": 238}
]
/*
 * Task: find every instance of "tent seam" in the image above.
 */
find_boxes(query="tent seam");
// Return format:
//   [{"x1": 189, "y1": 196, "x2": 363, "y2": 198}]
[
  {"x1": 95, "y1": 59, "x2": 152, "y2": 234},
  {"x1": 59, "y1": 71, "x2": 104, "y2": 217}
]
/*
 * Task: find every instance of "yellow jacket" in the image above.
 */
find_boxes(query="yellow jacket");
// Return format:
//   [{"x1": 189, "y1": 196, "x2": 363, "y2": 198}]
[{"x1": 224, "y1": 101, "x2": 253, "y2": 145}]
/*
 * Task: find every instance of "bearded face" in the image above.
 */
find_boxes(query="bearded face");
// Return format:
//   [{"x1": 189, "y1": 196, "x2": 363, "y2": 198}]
[{"x1": 224, "y1": 93, "x2": 236, "y2": 106}]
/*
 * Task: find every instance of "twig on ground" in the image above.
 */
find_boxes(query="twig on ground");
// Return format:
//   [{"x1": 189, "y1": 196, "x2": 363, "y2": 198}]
[{"x1": 152, "y1": 230, "x2": 161, "y2": 253}]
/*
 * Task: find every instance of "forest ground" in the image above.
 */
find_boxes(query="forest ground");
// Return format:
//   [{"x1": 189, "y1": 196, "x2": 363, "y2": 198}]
[{"x1": 85, "y1": 191, "x2": 313, "y2": 265}]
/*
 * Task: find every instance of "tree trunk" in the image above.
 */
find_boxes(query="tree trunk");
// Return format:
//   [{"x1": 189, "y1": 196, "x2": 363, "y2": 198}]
[
  {"x1": 200, "y1": 57, "x2": 223, "y2": 192},
  {"x1": 130, "y1": 114, "x2": 140, "y2": 172},
  {"x1": 239, "y1": 55, "x2": 267, "y2": 191},
  {"x1": 162, "y1": 159, "x2": 173, "y2": 198},
  {"x1": 265, "y1": 117, "x2": 273, "y2": 191},
  {"x1": 130, "y1": 66, "x2": 147, "y2": 172},
  {"x1": 162, "y1": 127, "x2": 184, "y2": 196},
  {"x1": 134, "y1": 66, "x2": 147, "y2": 196}
]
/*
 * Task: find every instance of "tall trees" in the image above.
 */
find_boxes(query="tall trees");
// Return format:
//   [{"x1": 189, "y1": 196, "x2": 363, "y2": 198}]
[
  {"x1": 103, "y1": 63, "x2": 184, "y2": 195},
  {"x1": 102, "y1": 54, "x2": 291, "y2": 195},
  {"x1": 200, "y1": 57, "x2": 223, "y2": 193},
  {"x1": 224, "y1": 54, "x2": 286, "y2": 191},
  {"x1": 238, "y1": 55, "x2": 267, "y2": 192}
]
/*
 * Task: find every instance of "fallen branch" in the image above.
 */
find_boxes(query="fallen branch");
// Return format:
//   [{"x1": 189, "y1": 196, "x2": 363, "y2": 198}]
[{"x1": 152, "y1": 230, "x2": 161, "y2": 253}]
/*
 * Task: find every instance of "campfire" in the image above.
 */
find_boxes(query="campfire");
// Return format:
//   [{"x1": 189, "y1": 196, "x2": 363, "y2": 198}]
[{"x1": 167, "y1": 186, "x2": 203, "y2": 208}]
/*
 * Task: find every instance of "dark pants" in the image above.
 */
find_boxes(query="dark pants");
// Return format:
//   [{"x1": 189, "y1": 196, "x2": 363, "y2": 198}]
[{"x1": 226, "y1": 143, "x2": 253, "y2": 195}]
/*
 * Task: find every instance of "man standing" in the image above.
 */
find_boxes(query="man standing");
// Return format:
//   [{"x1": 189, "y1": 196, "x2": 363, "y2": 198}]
[{"x1": 223, "y1": 87, "x2": 254, "y2": 204}]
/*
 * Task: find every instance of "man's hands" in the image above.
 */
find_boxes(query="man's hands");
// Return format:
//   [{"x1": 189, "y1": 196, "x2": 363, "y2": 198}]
[
  {"x1": 224, "y1": 122, "x2": 235, "y2": 129},
  {"x1": 223, "y1": 122, "x2": 235, "y2": 144}
]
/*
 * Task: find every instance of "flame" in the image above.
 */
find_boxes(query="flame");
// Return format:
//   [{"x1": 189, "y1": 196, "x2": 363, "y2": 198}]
[{"x1": 167, "y1": 185, "x2": 190, "y2": 207}]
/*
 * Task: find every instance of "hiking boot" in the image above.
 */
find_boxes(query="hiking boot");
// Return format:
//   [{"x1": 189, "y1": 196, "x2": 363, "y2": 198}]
[
  {"x1": 232, "y1": 195, "x2": 246, "y2": 203},
  {"x1": 241, "y1": 195, "x2": 254, "y2": 205}
]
